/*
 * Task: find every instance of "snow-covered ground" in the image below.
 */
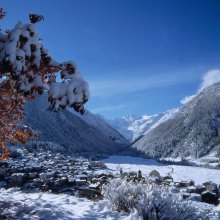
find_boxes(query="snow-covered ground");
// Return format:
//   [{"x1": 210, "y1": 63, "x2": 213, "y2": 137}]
[
  {"x1": 0, "y1": 188, "x2": 133, "y2": 220},
  {"x1": 1, "y1": 155, "x2": 220, "y2": 219},
  {"x1": 103, "y1": 156, "x2": 220, "y2": 184},
  {"x1": 1, "y1": 186, "x2": 219, "y2": 220}
]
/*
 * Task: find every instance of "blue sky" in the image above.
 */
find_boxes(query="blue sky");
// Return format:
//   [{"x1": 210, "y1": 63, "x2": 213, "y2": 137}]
[{"x1": 1, "y1": 0, "x2": 220, "y2": 118}]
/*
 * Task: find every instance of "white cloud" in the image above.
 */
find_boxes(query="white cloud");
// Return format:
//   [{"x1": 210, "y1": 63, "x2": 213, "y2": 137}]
[
  {"x1": 90, "y1": 104, "x2": 127, "y2": 113},
  {"x1": 89, "y1": 69, "x2": 198, "y2": 97},
  {"x1": 181, "y1": 69, "x2": 220, "y2": 105},
  {"x1": 199, "y1": 69, "x2": 220, "y2": 92}
]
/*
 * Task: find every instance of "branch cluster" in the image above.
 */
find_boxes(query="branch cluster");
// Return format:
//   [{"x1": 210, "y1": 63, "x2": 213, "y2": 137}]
[{"x1": 0, "y1": 9, "x2": 89, "y2": 159}]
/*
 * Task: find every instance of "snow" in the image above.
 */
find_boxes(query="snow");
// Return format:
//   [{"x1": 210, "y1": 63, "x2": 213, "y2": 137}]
[
  {"x1": 0, "y1": 156, "x2": 220, "y2": 219},
  {"x1": 0, "y1": 18, "x2": 89, "y2": 113},
  {"x1": 146, "y1": 108, "x2": 179, "y2": 133},
  {"x1": 0, "y1": 188, "x2": 131, "y2": 220},
  {"x1": 103, "y1": 156, "x2": 220, "y2": 184},
  {"x1": 107, "y1": 108, "x2": 179, "y2": 142}
]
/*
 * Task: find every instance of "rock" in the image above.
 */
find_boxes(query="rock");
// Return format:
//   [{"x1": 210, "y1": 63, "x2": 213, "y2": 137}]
[
  {"x1": 77, "y1": 188, "x2": 103, "y2": 201},
  {"x1": 201, "y1": 190, "x2": 218, "y2": 205},
  {"x1": 28, "y1": 172, "x2": 38, "y2": 179},
  {"x1": 60, "y1": 176, "x2": 68, "y2": 185},
  {"x1": 61, "y1": 166, "x2": 68, "y2": 170},
  {"x1": 203, "y1": 181, "x2": 218, "y2": 194},
  {"x1": 174, "y1": 181, "x2": 188, "y2": 187},
  {"x1": 182, "y1": 192, "x2": 191, "y2": 199},
  {"x1": 76, "y1": 174, "x2": 88, "y2": 181},
  {"x1": 171, "y1": 187, "x2": 180, "y2": 193},
  {"x1": 187, "y1": 186, "x2": 197, "y2": 193},
  {"x1": 190, "y1": 193, "x2": 202, "y2": 202},
  {"x1": 10, "y1": 173, "x2": 26, "y2": 187},
  {"x1": 91, "y1": 161, "x2": 106, "y2": 169},
  {"x1": 68, "y1": 177, "x2": 76, "y2": 185},
  {"x1": 22, "y1": 182, "x2": 41, "y2": 192},
  {"x1": 75, "y1": 179, "x2": 87, "y2": 185},
  {"x1": 89, "y1": 182, "x2": 101, "y2": 189},
  {"x1": 91, "y1": 178, "x2": 99, "y2": 184},
  {"x1": 107, "y1": 174, "x2": 114, "y2": 179},
  {"x1": 163, "y1": 177, "x2": 173, "y2": 185},
  {"x1": 188, "y1": 180, "x2": 195, "y2": 186},
  {"x1": 39, "y1": 173, "x2": 48, "y2": 182},
  {"x1": 0, "y1": 181, "x2": 7, "y2": 188},
  {"x1": 137, "y1": 170, "x2": 142, "y2": 181},
  {"x1": 163, "y1": 175, "x2": 173, "y2": 182},
  {"x1": 195, "y1": 185, "x2": 206, "y2": 194},
  {"x1": 97, "y1": 173, "x2": 108, "y2": 179},
  {"x1": 0, "y1": 168, "x2": 6, "y2": 179},
  {"x1": 149, "y1": 170, "x2": 160, "y2": 178}
]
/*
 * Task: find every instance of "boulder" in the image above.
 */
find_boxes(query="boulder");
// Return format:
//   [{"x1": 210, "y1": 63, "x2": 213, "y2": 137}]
[
  {"x1": 39, "y1": 173, "x2": 48, "y2": 182},
  {"x1": 182, "y1": 192, "x2": 191, "y2": 199},
  {"x1": 22, "y1": 181, "x2": 41, "y2": 192},
  {"x1": 174, "y1": 181, "x2": 188, "y2": 188},
  {"x1": 195, "y1": 185, "x2": 206, "y2": 194},
  {"x1": 201, "y1": 190, "x2": 218, "y2": 205},
  {"x1": 28, "y1": 172, "x2": 38, "y2": 179},
  {"x1": 187, "y1": 186, "x2": 197, "y2": 193},
  {"x1": 188, "y1": 180, "x2": 195, "y2": 186},
  {"x1": 0, "y1": 168, "x2": 6, "y2": 179},
  {"x1": 77, "y1": 188, "x2": 103, "y2": 200},
  {"x1": 203, "y1": 181, "x2": 218, "y2": 194},
  {"x1": 163, "y1": 175, "x2": 173, "y2": 183},
  {"x1": 10, "y1": 173, "x2": 26, "y2": 187},
  {"x1": 149, "y1": 170, "x2": 160, "y2": 178},
  {"x1": 189, "y1": 193, "x2": 202, "y2": 202},
  {"x1": 0, "y1": 181, "x2": 7, "y2": 188}
]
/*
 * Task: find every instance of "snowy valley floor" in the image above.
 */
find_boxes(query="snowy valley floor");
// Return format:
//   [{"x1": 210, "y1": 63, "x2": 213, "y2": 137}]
[
  {"x1": 103, "y1": 156, "x2": 220, "y2": 184},
  {"x1": 0, "y1": 155, "x2": 220, "y2": 219}
]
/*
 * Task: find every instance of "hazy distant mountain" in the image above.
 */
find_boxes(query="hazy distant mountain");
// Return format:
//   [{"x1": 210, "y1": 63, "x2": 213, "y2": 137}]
[
  {"x1": 132, "y1": 83, "x2": 220, "y2": 159},
  {"x1": 107, "y1": 109, "x2": 179, "y2": 142},
  {"x1": 23, "y1": 93, "x2": 128, "y2": 155}
]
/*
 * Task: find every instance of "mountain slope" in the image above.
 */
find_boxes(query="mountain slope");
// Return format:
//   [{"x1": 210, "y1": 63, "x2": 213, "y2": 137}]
[
  {"x1": 108, "y1": 109, "x2": 179, "y2": 142},
  {"x1": 132, "y1": 83, "x2": 220, "y2": 159},
  {"x1": 23, "y1": 93, "x2": 128, "y2": 155},
  {"x1": 70, "y1": 110, "x2": 127, "y2": 143}
]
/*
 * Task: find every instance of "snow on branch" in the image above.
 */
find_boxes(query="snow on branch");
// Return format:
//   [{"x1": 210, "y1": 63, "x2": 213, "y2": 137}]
[
  {"x1": 0, "y1": 12, "x2": 89, "y2": 114},
  {"x1": 0, "y1": 10, "x2": 89, "y2": 159}
]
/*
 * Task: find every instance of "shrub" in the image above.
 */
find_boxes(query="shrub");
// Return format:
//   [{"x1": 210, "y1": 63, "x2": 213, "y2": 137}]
[{"x1": 103, "y1": 178, "x2": 215, "y2": 220}]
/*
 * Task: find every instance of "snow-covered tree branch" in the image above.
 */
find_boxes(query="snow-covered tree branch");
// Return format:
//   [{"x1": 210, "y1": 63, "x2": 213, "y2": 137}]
[{"x1": 0, "y1": 9, "x2": 89, "y2": 159}]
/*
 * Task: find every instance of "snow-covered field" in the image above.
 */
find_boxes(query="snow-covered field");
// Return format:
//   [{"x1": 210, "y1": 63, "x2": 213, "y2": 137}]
[
  {"x1": 103, "y1": 156, "x2": 220, "y2": 184},
  {"x1": 1, "y1": 155, "x2": 220, "y2": 220},
  {"x1": 0, "y1": 188, "x2": 133, "y2": 220}
]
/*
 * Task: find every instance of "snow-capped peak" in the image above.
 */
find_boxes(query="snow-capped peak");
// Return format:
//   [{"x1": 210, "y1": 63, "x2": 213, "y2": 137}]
[{"x1": 107, "y1": 108, "x2": 179, "y2": 142}]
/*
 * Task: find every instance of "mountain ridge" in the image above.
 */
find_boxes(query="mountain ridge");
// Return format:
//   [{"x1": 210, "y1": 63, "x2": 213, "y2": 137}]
[
  {"x1": 132, "y1": 83, "x2": 220, "y2": 159},
  {"x1": 23, "y1": 93, "x2": 128, "y2": 155}
]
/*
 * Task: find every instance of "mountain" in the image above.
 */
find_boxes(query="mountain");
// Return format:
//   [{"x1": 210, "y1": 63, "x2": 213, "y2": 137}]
[
  {"x1": 23, "y1": 93, "x2": 128, "y2": 155},
  {"x1": 69, "y1": 109, "x2": 127, "y2": 143},
  {"x1": 107, "y1": 109, "x2": 179, "y2": 142},
  {"x1": 132, "y1": 83, "x2": 220, "y2": 159}
]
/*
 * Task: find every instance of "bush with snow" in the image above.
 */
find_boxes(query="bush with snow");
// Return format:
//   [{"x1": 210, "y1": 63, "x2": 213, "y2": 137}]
[{"x1": 103, "y1": 178, "x2": 217, "y2": 220}]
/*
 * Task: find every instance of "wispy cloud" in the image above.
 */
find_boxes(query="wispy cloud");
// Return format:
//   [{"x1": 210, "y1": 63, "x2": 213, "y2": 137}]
[
  {"x1": 181, "y1": 69, "x2": 220, "y2": 104},
  {"x1": 89, "y1": 67, "x2": 199, "y2": 97},
  {"x1": 90, "y1": 104, "x2": 128, "y2": 113}
]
